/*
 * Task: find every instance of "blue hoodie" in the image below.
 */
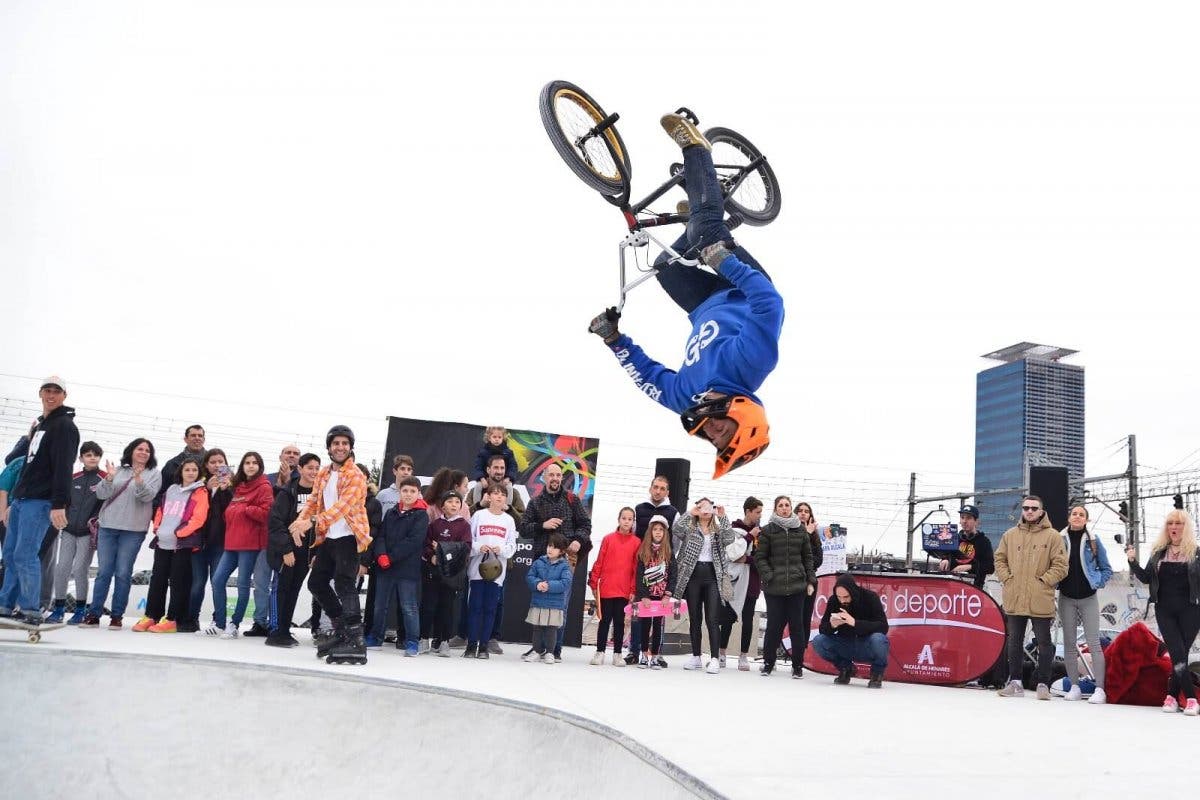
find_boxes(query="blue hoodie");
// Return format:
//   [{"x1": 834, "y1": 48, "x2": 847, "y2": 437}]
[
  {"x1": 606, "y1": 254, "x2": 783, "y2": 413},
  {"x1": 526, "y1": 554, "x2": 573, "y2": 611}
]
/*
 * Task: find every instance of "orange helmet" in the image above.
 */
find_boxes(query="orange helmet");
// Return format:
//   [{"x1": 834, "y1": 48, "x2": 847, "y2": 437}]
[{"x1": 680, "y1": 395, "x2": 770, "y2": 479}]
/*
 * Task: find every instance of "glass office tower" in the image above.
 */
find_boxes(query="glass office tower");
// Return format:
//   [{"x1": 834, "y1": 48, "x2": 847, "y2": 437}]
[{"x1": 974, "y1": 343, "x2": 1085, "y2": 547}]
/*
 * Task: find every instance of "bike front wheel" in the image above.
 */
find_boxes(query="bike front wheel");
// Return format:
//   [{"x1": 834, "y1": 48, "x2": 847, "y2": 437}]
[
  {"x1": 539, "y1": 80, "x2": 632, "y2": 198},
  {"x1": 706, "y1": 126, "x2": 782, "y2": 226}
]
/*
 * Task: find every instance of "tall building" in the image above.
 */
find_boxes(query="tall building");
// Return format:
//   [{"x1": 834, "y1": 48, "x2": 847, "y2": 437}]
[{"x1": 974, "y1": 343, "x2": 1085, "y2": 546}]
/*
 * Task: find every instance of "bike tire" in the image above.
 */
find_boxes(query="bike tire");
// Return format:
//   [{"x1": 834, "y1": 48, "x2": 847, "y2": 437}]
[
  {"x1": 705, "y1": 126, "x2": 781, "y2": 226},
  {"x1": 539, "y1": 80, "x2": 631, "y2": 197}
]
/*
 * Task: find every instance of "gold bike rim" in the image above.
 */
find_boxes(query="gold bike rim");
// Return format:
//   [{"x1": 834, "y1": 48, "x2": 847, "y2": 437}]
[{"x1": 553, "y1": 88, "x2": 626, "y2": 183}]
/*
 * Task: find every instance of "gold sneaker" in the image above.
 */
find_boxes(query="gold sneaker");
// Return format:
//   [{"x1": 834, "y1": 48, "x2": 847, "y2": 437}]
[
  {"x1": 676, "y1": 200, "x2": 690, "y2": 215},
  {"x1": 660, "y1": 113, "x2": 711, "y2": 151}
]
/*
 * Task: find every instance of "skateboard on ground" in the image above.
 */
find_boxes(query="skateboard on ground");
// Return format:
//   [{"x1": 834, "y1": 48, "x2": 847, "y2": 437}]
[
  {"x1": 624, "y1": 599, "x2": 688, "y2": 618},
  {"x1": 0, "y1": 617, "x2": 66, "y2": 643}
]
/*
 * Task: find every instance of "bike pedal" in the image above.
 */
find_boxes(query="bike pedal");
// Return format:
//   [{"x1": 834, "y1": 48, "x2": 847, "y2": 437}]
[{"x1": 674, "y1": 107, "x2": 699, "y2": 126}]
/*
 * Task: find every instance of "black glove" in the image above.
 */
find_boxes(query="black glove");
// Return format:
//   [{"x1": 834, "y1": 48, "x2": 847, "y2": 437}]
[{"x1": 588, "y1": 307, "x2": 621, "y2": 344}]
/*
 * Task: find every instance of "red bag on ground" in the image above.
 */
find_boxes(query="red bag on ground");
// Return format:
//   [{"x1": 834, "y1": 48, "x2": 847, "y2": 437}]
[{"x1": 1105, "y1": 622, "x2": 1173, "y2": 706}]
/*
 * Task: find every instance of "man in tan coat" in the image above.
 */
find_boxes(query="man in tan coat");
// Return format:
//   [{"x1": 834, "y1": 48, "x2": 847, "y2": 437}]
[{"x1": 993, "y1": 495, "x2": 1068, "y2": 699}]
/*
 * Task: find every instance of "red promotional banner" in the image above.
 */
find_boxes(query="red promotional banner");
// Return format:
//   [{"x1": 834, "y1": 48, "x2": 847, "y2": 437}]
[{"x1": 803, "y1": 573, "x2": 1005, "y2": 685}]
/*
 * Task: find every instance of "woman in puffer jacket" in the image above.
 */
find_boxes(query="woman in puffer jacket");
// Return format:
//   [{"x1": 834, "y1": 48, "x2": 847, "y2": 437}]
[{"x1": 753, "y1": 495, "x2": 815, "y2": 678}]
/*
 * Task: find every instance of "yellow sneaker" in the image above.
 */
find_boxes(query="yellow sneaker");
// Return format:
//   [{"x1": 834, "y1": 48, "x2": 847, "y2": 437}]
[
  {"x1": 149, "y1": 619, "x2": 177, "y2": 633},
  {"x1": 660, "y1": 113, "x2": 710, "y2": 151},
  {"x1": 131, "y1": 616, "x2": 156, "y2": 632}
]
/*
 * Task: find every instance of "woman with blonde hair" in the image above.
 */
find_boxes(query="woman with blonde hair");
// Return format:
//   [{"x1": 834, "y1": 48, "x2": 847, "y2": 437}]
[{"x1": 1127, "y1": 509, "x2": 1200, "y2": 715}]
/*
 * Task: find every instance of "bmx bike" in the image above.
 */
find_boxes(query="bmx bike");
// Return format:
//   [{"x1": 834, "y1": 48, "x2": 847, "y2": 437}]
[{"x1": 538, "y1": 80, "x2": 783, "y2": 312}]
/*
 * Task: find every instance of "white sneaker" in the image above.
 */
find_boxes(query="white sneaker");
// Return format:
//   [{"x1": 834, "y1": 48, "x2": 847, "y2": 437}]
[
  {"x1": 221, "y1": 622, "x2": 238, "y2": 639},
  {"x1": 738, "y1": 654, "x2": 750, "y2": 671},
  {"x1": 436, "y1": 642, "x2": 451, "y2": 658},
  {"x1": 200, "y1": 621, "x2": 222, "y2": 637},
  {"x1": 706, "y1": 658, "x2": 721, "y2": 674},
  {"x1": 542, "y1": 652, "x2": 557, "y2": 665},
  {"x1": 522, "y1": 650, "x2": 542, "y2": 663},
  {"x1": 683, "y1": 655, "x2": 703, "y2": 670},
  {"x1": 1064, "y1": 684, "x2": 1082, "y2": 701},
  {"x1": 719, "y1": 654, "x2": 727, "y2": 668},
  {"x1": 418, "y1": 638, "x2": 431, "y2": 655},
  {"x1": 612, "y1": 652, "x2": 625, "y2": 667},
  {"x1": 589, "y1": 651, "x2": 605, "y2": 666},
  {"x1": 638, "y1": 653, "x2": 649, "y2": 669},
  {"x1": 1088, "y1": 687, "x2": 1107, "y2": 705}
]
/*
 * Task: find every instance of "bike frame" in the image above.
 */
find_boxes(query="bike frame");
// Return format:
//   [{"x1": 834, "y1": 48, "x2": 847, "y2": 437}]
[{"x1": 572, "y1": 111, "x2": 761, "y2": 312}]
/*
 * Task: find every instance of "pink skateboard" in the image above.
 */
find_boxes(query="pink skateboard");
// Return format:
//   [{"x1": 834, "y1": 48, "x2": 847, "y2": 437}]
[{"x1": 624, "y1": 598, "x2": 688, "y2": 619}]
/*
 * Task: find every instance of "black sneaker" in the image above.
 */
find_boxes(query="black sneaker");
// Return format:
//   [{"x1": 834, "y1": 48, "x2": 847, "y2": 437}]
[
  {"x1": 655, "y1": 656, "x2": 668, "y2": 669},
  {"x1": 243, "y1": 622, "x2": 270, "y2": 638},
  {"x1": 834, "y1": 667, "x2": 854, "y2": 685},
  {"x1": 463, "y1": 644, "x2": 478, "y2": 658},
  {"x1": 476, "y1": 648, "x2": 490, "y2": 660},
  {"x1": 9, "y1": 610, "x2": 41, "y2": 629},
  {"x1": 553, "y1": 648, "x2": 562, "y2": 663},
  {"x1": 623, "y1": 652, "x2": 638, "y2": 666},
  {"x1": 868, "y1": 672, "x2": 884, "y2": 689},
  {"x1": 760, "y1": 663, "x2": 774, "y2": 677},
  {"x1": 792, "y1": 667, "x2": 804, "y2": 680},
  {"x1": 265, "y1": 634, "x2": 293, "y2": 648}
]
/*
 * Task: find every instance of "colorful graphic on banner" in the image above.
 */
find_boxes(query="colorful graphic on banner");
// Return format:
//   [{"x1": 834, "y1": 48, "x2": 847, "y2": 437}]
[
  {"x1": 509, "y1": 431, "x2": 598, "y2": 507},
  {"x1": 383, "y1": 416, "x2": 600, "y2": 512},
  {"x1": 805, "y1": 573, "x2": 1005, "y2": 684}
]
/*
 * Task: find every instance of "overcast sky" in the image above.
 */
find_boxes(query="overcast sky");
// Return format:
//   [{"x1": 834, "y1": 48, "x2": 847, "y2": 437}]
[{"x1": 3, "y1": 1, "x2": 1198, "y2": 558}]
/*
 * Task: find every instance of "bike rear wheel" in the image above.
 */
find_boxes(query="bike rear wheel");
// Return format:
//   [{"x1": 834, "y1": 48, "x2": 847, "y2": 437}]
[
  {"x1": 706, "y1": 126, "x2": 782, "y2": 226},
  {"x1": 539, "y1": 80, "x2": 631, "y2": 198}
]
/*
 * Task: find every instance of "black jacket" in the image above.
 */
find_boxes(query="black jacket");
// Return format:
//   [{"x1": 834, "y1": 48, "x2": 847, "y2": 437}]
[
  {"x1": 267, "y1": 480, "x2": 315, "y2": 571},
  {"x1": 818, "y1": 574, "x2": 889, "y2": 638},
  {"x1": 1129, "y1": 550, "x2": 1200, "y2": 606},
  {"x1": 926, "y1": 530, "x2": 994, "y2": 588},
  {"x1": 13, "y1": 406, "x2": 80, "y2": 510},
  {"x1": 519, "y1": 487, "x2": 592, "y2": 557},
  {"x1": 202, "y1": 488, "x2": 233, "y2": 552},
  {"x1": 372, "y1": 506, "x2": 427, "y2": 581},
  {"x1": 634, "y1": 501, "x2": 679, "y2": 539},
  {"x1": 754, "y1": 519, "x2": 815, "y2": 596},
  {"x1": 64, "y1": 468, "x2": 106, "y2": 536}
]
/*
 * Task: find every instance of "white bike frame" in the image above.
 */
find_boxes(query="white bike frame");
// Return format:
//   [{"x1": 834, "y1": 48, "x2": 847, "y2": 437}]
[{"x1": 617, "y1": 229, "x2": 699, "y2": 313}]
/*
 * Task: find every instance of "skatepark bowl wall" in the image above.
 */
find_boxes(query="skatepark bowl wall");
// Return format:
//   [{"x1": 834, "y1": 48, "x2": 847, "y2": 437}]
[{"x1": 1, "y1": 648, "x2": 723, "y2": 800}]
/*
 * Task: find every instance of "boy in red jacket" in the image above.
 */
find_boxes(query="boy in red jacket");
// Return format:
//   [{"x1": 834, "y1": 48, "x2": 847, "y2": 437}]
[{"x1": 588, "y1": 507, "x2": 642, "y2": 666}]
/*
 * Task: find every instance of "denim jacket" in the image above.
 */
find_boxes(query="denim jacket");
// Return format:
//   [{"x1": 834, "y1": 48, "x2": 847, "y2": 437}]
[{"x1": 1060, "y1": 529, "x2": 1113, "y2": 590}]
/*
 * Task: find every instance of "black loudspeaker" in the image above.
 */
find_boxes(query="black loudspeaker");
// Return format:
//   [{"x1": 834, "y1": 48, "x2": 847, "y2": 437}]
[
  {"x1": 1029, "y1": 466, "x2": 1069, "y2": 530},
  {"x1": 654, "y1": 458, "x2": 691, "y2": 512}
]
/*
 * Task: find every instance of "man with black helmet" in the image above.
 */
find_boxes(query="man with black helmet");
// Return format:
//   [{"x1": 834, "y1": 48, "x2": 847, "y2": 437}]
[
  {"x1": 588, "y1": 112, "x2": 781, "y2": 480},
  {"x1": 290, "y1": 425, "x2": 371, "y2": 663}
]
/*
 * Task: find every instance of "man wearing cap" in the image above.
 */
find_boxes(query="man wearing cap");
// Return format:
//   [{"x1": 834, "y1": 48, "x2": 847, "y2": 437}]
[
  {"x1": 934, "y1": 505, "x2": 994, "y2": 589},
  {"x1": 0, "y1": 377, "x2": 80, "y2": 627}
]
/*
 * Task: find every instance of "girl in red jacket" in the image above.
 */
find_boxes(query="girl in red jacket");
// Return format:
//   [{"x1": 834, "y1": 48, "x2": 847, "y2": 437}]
[
  {"x1": 589, "y1": 507, "x2": 641, "y2": 666},
  {"x1": 205, "y1": 452, "x2": 274, "y2": 638}
]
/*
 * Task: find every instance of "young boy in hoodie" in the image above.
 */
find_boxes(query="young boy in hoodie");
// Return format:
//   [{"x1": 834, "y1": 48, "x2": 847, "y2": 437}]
[
  {"x1": 421, "y1": 491, "x2": 471, "y2": 656},
  {"x1": 811, "y1": 574, "x2": 891, "y2": 688},
  {"x1": 368, "y1": 477, "x2": 428, "y2": 655}
]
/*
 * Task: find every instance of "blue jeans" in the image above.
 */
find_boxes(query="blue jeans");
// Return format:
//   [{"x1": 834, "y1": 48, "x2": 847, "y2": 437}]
[
  {"x1": 811, "y1": 632, "x2": 890, "y2": 673},
  {"x1": 371, "y1": 573, "x2": 420, "y2": 645},
  {"x1": 0, "y1": 498, "x2": 51, "y2": 612},
  {"x1": 251, "y1": 549, "x2": 271, "y2": 627},
  {"x1": 190, "y1": 546, "x2": 224, "y2": 624},
  {"x1": 88, "y1": 527, "x2": 146, "y2": 618},
  {"x1": 211, "y1": 549, "x2": 258, "y2": 627},
  {"x1": 654, "y1": 146, "x2": 772, "y2": 314},
  {"x1": 466, "y1": 579, "x2": 502, "y2": 646}
]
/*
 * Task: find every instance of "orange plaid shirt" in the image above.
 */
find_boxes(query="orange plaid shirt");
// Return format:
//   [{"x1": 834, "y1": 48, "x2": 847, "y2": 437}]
[{"x1": 299, "y1": 457, "x2": 372, "y2": 553}]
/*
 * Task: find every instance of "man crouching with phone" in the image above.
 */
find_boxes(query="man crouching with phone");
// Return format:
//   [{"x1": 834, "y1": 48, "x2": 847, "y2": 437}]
[{"x1": 811, "y1": 574, "x2": 890, "y2": 688}]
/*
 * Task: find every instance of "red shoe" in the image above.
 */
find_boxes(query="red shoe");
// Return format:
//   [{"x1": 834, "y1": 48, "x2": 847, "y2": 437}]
[
  {"x1": 131, "y1": 616, "x2": 155, "y2": 632},
  {"x1": 148, "y1": 619, "x2": 177, "y2": 633}
]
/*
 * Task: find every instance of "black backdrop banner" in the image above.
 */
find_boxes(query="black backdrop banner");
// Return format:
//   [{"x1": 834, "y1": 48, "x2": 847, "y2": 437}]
[{"x1": 383, "y1": 416, "x2": 600, "y2": 647}]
